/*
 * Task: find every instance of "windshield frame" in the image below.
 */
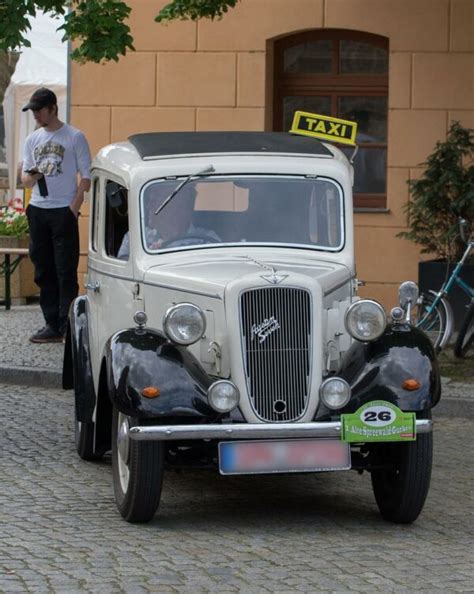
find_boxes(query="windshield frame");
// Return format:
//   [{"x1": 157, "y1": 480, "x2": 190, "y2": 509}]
[{"x1": 139, "y1": 174, "x2": 346, "y2": 255}]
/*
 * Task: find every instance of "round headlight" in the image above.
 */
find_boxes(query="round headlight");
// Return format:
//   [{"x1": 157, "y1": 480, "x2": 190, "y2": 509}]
[
  {"x1": 163, "y1": 303, "x2": 206, "y2": 345},
  {"x1": 320, "y1": 377, "x2": 351, "y2": 410},
  {"x1": 208, "y1": 380, "x2": 240, "y2": 413},
  {"x1": 345, "y1": 299, "x2": 387, "y2": 342}
]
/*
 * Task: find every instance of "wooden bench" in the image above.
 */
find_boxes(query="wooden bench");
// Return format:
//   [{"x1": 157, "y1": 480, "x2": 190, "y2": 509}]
[{"x1": 0, "y1": 247, "x2": 30, "y2": 310}]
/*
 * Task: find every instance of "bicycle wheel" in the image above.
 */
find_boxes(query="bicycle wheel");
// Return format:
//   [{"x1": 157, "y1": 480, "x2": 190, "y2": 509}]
[
  {"x1": 415, "y1": 292, "x2": 448, "y2": 352},
  {"x1": 453, "y1": 302, "x2": 474, "y2": 358}
]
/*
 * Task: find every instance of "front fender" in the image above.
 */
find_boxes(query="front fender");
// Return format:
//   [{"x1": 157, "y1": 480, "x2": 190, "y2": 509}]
[
  {"x1": 105, "y1": 328, "x2": 217, "y2": 420},
  {"x1": 62, "y1": 296, "x2": 96, "y2": 422},
  {"x1": 338, "y1": 325, "x2": 441, "y2": 413}
]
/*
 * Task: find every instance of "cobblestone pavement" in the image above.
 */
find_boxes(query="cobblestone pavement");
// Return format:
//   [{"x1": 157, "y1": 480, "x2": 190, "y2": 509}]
[
  {"x1": 1, "y1": 384, "x2": 473, "y2": 593},
  {"x1": 0, "y1": 306, "x2": 63, "y2": 371}
]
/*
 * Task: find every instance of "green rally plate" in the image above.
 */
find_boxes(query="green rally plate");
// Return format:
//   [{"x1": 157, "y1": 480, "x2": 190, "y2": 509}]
[{"x1": 341, "y1": 401, "x2": 416, "y2": 443}]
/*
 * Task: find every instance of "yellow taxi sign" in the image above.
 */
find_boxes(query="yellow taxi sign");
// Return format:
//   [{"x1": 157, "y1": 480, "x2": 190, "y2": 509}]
[{"x1": 290, "y1": 111, "x2": 358, "y2": 146}]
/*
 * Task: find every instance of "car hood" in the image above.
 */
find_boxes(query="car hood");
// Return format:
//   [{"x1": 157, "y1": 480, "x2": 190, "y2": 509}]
[{"x1": 142, "y1": 249, "x2": 352, "y2": 298}]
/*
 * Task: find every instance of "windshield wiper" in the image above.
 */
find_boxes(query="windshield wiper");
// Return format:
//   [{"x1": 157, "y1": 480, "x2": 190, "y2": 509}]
[{"x1": 154, "y1": 165, "x2": 215, "y2": 215}]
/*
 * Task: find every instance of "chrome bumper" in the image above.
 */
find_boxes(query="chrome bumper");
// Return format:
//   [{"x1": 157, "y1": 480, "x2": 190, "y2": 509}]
[{"x1": 129, "y1": 419, "x2": 433, "y2": 441}]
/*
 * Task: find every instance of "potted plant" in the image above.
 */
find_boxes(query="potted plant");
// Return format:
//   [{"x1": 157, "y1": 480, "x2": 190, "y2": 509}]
[
  {"x1": 397, "y1": 121, "x2": 474, "y2": 328},
  {"x1": 0, "y1": 198, "x2": 37, "y2": 301}
]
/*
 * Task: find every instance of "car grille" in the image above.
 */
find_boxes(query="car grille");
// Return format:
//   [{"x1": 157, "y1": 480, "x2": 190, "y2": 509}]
[{"x1": 240, "y1": 287, "x2": 312, "y2": 421}]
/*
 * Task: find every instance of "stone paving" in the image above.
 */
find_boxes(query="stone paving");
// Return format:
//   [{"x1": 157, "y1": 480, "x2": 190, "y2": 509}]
[
  {"x1": 0, "y1": 382, "x2": 473, "y2": 593},
  {"x1": 0, "y1": 305, "x2": 63, "y2": 371}
]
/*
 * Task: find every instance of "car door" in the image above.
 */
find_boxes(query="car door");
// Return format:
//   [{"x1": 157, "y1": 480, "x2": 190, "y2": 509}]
[{"x1": 86, "y1": 174, "x2": 136, "y2": 385}]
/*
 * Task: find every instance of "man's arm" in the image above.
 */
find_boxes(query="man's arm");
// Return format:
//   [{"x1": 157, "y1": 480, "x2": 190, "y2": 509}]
[
  {"x1": 70, "y1": 130, "x2": 92, "y2": 217},
  {"x1": 21, "y1": 170, "x2": 43, "y2": 188},
  {"x1": 21, "y1": 138, "x2": 41, "y2": 188},
  {"x1": 69, "y1": 177, "x2": 91, "y2": 217}
]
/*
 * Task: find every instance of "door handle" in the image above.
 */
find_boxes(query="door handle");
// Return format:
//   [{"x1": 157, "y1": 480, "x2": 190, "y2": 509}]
[{"x1": 85, "y1": 280, "x2": 100, "y2": 293}]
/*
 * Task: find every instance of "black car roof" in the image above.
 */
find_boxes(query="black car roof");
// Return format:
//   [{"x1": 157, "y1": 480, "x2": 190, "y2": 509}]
[{"x1": 128, "y1": 132, "x2": 332, "y2": 160}]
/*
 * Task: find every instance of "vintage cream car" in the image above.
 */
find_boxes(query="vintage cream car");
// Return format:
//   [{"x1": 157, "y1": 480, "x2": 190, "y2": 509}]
[{"x1": 63, "y1": 130, "x2": 440, "y2": 524}]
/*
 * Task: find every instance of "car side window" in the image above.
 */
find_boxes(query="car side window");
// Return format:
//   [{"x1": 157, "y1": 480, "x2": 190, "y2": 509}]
[
  {"x1": 90, "y1": 177, "x2": 100, "y2": 252},
  {"x1": 104, "y1": 180, "x2": 129, "y2": 260}
]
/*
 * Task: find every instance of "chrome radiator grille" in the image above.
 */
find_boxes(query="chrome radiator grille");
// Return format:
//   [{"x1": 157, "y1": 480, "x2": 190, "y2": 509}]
[{"x1": 240, "y1": 287, "x2": 312, "y2": 421}]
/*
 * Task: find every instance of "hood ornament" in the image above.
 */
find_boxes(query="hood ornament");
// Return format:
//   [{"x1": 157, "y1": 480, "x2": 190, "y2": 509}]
[
  {"x1": 242, "y1": 255, "x2": 288, "y2": 285},
  {"x1": 261, "y1": 272, "x2": 288, "y2": 285}
]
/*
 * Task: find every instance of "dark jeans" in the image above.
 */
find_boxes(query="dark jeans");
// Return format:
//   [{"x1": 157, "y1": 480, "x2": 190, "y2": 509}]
[{"x1": 26, "y1": 204, "x2": 79, "y2": 332}]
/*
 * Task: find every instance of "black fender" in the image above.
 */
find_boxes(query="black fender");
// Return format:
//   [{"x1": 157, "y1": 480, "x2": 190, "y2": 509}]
[
  {"x1": 62, "y1": 296, "x2": 96, "y2": 422},
  {"x1": 105, "y1": 328, "x2": 217, "y2": 420},
  {"x1": 336, "y1": 324, "x2": 441, "y2": 414}
]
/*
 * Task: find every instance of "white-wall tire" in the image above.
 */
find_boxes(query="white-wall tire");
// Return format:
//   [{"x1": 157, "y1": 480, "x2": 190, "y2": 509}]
[{"x1": 111, "y1": 407, "x2": 165, "y2": 523}]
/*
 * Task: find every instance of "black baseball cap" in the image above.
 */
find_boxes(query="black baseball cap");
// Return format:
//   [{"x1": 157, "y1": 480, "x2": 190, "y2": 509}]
[{"x1": 22, "y1": 87, "x2": 57, "y2": 112}]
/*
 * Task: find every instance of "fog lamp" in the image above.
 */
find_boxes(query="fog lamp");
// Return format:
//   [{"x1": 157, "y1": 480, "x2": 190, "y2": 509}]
[
  {"x1": 391, "y1": 306, "x2": 405, "y2": 322},
  {"x1": 208, "y1": 380, "x2": 240, "y2": 413},
  {"x1": 320, "y1": 377, "x2": 351, "y2": 410},
  {"x1": 133, "y1": 310, "x2": 148, "y2": 335}
]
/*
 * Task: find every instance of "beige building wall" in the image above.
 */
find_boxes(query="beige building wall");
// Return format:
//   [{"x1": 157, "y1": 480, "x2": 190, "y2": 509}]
[{"x1": 71, "y1": 0, "x2": 474, "y2": 305}]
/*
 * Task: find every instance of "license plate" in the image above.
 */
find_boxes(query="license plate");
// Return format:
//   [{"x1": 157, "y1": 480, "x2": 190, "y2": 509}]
[{"x1": 219, "y1": 439, "x2": 351, "y2": 475}]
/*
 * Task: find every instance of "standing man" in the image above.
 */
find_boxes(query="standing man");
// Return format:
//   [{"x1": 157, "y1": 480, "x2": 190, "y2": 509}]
[{"x1": 21, "y1": 87, "x2": 91, "y2": 343}]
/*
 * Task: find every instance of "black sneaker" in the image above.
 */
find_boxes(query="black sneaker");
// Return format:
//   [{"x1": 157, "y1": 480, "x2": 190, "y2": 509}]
[{"x1": 29, "y1": 325, "x2": 64, "y2": 343}]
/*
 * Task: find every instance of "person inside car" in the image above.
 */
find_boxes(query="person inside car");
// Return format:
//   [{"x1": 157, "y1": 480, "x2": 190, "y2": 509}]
[{"x1": 117, "y1": 185, "x2": 220, "y2": 259}]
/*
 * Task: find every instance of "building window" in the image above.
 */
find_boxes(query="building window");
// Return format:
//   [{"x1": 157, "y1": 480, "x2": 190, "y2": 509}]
[{"x1": 273, "y1": 30, "x2": 388, "y2": 209}]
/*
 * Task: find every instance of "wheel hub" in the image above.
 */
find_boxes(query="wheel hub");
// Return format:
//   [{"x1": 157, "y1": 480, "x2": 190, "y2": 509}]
[{"x1": 117, "y1": 417, "x2": 130, "y2": 464}]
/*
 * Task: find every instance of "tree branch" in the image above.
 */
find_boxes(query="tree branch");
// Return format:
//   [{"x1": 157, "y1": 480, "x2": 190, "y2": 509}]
[{"x1": 0, "y1": 0, "x2": 239, "y2": 64}]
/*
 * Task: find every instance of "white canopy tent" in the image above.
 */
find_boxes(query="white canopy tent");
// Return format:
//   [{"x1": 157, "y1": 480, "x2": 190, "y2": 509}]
[{"x1": 2, "y1": 12, "x2": 68, "y2": 200}]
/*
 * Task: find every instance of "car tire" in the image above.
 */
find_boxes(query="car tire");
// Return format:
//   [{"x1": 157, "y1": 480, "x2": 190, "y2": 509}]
[
  {"x1": 112, "y1": 407, "x2": 165, "y2": 523},
  {"x1": 75, "y1": 416, "x2": 101, "y2": 461},
  {"x1": 370, "y1": 412, "x2": 433, "y2": 524}
]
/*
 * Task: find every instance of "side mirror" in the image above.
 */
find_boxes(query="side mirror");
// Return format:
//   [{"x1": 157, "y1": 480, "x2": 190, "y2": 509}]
[
  {"x1": 106, "y1": 181, "x2": 126, "y2": 208},
  {"x1": 399, "y1": 281, "x2": 419, "y2": 309}
]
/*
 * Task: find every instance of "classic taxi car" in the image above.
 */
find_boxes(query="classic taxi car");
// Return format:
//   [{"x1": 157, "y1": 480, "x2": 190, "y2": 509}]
[{"x1": 63, "y1": 122, "x2": 440, "y2": 524}]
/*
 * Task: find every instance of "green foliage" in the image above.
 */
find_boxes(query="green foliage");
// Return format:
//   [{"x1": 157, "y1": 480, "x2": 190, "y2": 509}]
[
  {"x1": 60, "y1": 0, "x2": 134, "y2": 63},
  {"x1": 0, "y1": 1, "x2": 238, "y2": 63},
  {"x1": 398, "y1": 122, "x2": 474, "y2": 261},
  {"x1": 156, "y1": 0, "x2": 239, "y2": 22},
  {"x1": 0, "y1": 0, "x2": 66, "y2": 51},
  {"x1": 0, "y1": 0, "x2": 134, "y2": 63}
]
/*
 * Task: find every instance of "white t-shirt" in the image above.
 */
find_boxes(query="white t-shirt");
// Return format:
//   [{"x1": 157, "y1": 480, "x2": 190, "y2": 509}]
[{"x1": 23, "y1": 123, "x2": 91, "y2": 209}]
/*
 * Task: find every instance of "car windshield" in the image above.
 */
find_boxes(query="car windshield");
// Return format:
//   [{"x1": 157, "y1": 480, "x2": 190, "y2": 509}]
[{"x1": 140, "y1": 175, "x2": 344, "y2": 252}]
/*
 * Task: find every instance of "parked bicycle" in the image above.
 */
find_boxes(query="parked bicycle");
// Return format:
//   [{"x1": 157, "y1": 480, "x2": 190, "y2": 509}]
[{"x1": 415, "y1": 220, "x2": 473, "y2": 357}]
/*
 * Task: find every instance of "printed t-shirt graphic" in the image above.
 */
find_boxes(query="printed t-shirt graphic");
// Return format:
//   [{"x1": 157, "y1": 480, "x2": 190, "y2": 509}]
[{"x1": 33, "y1": 141, "x2": 66, "y2": 176}]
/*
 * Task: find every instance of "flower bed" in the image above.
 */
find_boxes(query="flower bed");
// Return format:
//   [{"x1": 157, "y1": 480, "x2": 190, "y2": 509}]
[
  {"x1": 0, "y1": 198, "x2": 29, "y2": 238},
  {"x1": 0, "y1": 198, "x2": 37, "y2": 301}
]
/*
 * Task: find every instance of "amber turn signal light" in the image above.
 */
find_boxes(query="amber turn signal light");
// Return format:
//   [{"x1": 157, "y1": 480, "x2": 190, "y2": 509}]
[
  {"x1": 142, "y1": 386, "x2": 160, "y2": 398},
  {"x1": 402, "y1": 379, "x2": 420, "y2": 391}
]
